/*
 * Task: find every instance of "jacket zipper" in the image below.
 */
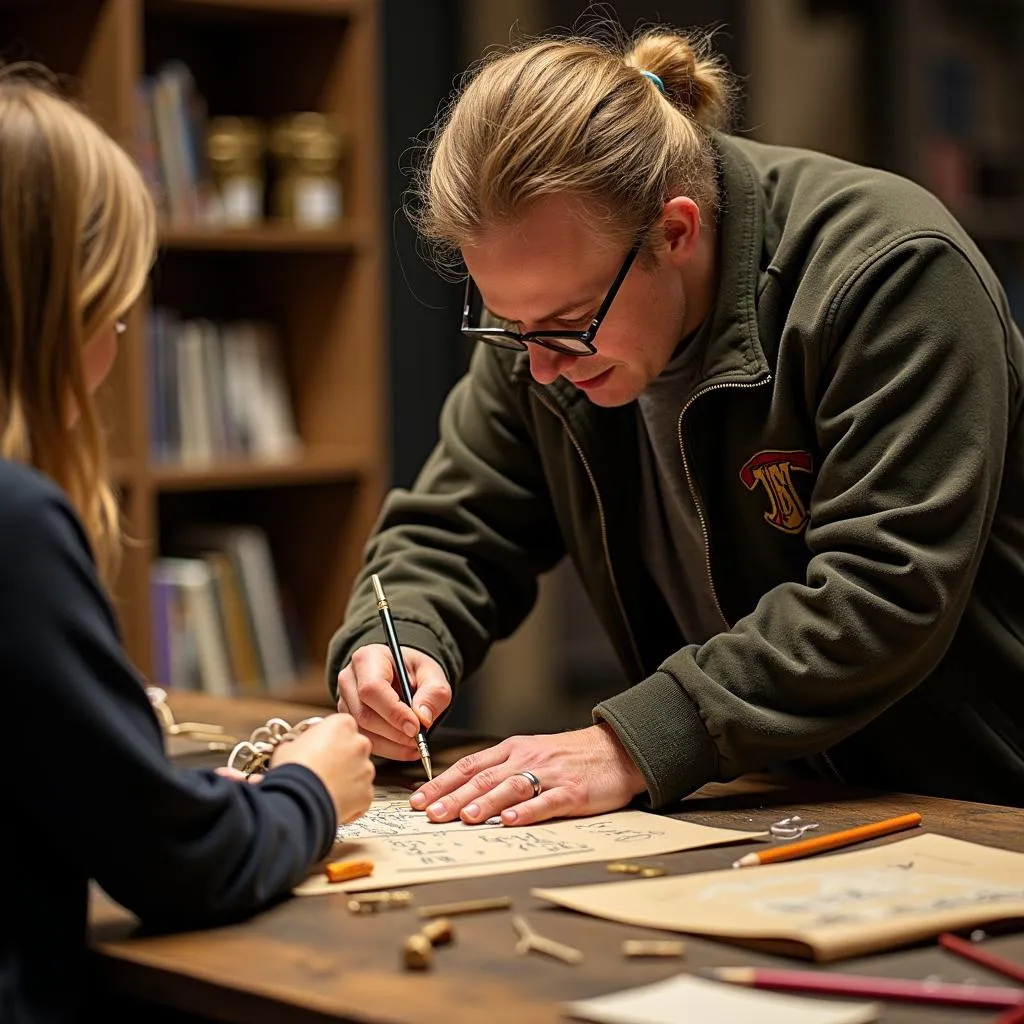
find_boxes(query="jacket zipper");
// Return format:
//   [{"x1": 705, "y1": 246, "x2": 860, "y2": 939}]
[
  {"x1": 676, "y1": 375, "x2": 772, "y2": 626},
  {"x1": 820, "y1": 749, "x2": 844, "y2": 781},
  {"x1": 677, "y1": 373, "x2": 845, "y2": 784},
  {"x1": 535, "y1": 392, "x2": 645, "y2": 678}
]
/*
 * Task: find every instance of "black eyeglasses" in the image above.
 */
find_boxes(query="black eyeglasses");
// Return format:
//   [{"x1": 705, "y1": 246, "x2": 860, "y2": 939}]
[{"x1": 461, "y1": 240, "x2": 641, "y2": 357}]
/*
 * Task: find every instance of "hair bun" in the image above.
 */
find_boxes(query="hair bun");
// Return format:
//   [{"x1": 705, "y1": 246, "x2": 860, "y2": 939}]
[{"x1": 626, "y1": 30, "x2": 732, "y2": 129}]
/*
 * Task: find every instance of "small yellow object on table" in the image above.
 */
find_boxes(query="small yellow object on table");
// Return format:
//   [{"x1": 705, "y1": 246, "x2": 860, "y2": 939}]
[{"x1": 324, "y1": 859, "x2": 374, "y2": 884}]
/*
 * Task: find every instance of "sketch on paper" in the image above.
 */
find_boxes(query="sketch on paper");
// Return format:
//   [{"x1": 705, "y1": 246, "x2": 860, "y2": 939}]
[
  {"x1": 338, "y1": 814, "x2": 669, "y2": 870},
  {"x1": 336, "y1": 786, "x2": 477, "y2": 841},
  {"x1": 694, "y1": 866, "x2": 1024, "y2": 928},
  {"x1": 531, "y1": 833, "x2": 1024, "y2": 962},
  {"x1": 293, "y1": 807, "x2": 766, "y2": 896}
]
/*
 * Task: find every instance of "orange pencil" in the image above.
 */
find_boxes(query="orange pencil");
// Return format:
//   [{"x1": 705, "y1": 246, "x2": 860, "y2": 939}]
[{"x1": 732, "y1": 812, "x2": 922, "y2": 868}]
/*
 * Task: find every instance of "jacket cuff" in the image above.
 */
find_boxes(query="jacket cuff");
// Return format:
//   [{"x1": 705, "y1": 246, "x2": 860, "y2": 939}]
[
  {"x1": 326, "y1": 619, "x2": 455, "y2": 702},
  {"x1": 593, "y1": 670, "x2": 719, "y2": 808},
  {"x1": 261, "y1": 762, "x2": 337, "y2": 861}
]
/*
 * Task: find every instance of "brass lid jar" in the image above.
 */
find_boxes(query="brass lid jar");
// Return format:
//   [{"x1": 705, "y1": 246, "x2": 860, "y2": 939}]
[
  {"x1": 206, "y1": 116, "x2": 266, "y2": 225},
  {"x1": 268, "y1": 112, "x2": 345, "y2": 227}
]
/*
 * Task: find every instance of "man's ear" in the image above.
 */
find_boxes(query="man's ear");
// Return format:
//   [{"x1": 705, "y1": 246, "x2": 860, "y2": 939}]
[{"x1": 660, "y1": 195, "x2": 702, "y2": 267}]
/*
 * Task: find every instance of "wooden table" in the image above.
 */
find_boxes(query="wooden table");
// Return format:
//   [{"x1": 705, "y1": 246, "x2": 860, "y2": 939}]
[{"x1": 88, "y1": 692, "x2": 1024, "y2": 1023}]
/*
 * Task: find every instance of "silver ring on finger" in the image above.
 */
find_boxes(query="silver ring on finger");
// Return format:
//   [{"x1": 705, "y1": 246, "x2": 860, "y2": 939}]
[{"x1": 515, "y1": 770, "x2": 542, "y2": 799}]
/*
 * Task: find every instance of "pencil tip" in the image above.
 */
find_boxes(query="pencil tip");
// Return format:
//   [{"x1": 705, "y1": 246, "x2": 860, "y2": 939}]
[{"x1": 703, "y1": 967, "x2": 751, "y2": 984}]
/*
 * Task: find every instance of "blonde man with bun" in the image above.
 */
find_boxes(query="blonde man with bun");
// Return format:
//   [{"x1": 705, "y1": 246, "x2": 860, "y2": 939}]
[
  {"x1": 330, "y1": 24, "x2": 1024, "y2": 823},
  {"x1": 0, "y1": 65, "x2": 375, "y2": 1024}
]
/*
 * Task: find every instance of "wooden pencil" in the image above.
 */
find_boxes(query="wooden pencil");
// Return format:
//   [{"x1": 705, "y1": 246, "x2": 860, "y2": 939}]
[
  {"x1": 732, "y1": 812, "x2": 922, "y2": 868},
  {"x1": 940, "y1": 932, "x2": 1024, "y2": 985},
  {"x1": 704, "y1": 966, "x2": 1024, "y2": 1009}
]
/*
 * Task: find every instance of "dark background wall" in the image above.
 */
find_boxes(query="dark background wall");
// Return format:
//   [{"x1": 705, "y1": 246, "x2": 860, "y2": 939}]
[{"x1": 381, "y1": 0, "x2": 465, "y2": 489}]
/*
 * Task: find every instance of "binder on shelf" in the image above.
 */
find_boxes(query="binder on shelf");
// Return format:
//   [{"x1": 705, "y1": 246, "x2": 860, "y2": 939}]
[
  {"x1": 176, "y1": 525, "x2": 299, "y2": 696},
  {"x1": 149, "y1": 310, "x2": 300, "y2": 464},
  {"x1": 150, "y1": 557, "x2": 234, "y2": 697}
]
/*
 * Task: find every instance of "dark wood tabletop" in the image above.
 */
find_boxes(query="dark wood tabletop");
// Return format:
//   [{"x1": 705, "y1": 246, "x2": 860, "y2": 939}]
[{"x1": 88, "y1": 691, "x2": 1024, "y2": 1024}]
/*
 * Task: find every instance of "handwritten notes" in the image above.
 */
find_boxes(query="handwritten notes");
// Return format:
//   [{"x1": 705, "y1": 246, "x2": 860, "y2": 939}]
[
  {"x1": 565, "y1": 974, "x2": 879, "y2": 1024},
  {"x1": 331, "y1": 785, "x2": 437, "y2": 840},
  {"x1": 534, "y1": 833, "x2": 1024, "y2": 962},
  {"x1": 293, "y1": 796, "x2": 765, "y2": 895}
]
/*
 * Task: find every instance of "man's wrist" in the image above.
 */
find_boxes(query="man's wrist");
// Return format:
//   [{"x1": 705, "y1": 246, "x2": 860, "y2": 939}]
[{"x1": 594, "y1": 721, "x2": 648, "y2": 798}]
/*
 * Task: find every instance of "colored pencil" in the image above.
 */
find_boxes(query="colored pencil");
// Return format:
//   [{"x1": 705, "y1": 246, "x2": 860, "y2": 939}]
[
  {"x1": 995, "y1": 1003, "x2": 1024, "y2": 1024},
  {"x1": 732, "y1": 812, "x2": 922, "y2": 868},
  {"x1": 940, "y1": 932, "x2": 1024, "y2": 986},
  {"x1": 704, "y1": 966, "x2": 1024, "y2": 1009}
]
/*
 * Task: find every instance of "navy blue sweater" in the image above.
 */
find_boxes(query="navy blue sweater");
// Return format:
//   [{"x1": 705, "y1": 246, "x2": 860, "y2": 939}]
[{"x1": 0, "y1": 459, "x2": 336, "y2": 1023}]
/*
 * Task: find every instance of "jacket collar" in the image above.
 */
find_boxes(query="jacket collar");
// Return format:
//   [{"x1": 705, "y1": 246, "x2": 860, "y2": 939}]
[{"x1": 514, "y1": 131, "x2": 770, "y2": 421}]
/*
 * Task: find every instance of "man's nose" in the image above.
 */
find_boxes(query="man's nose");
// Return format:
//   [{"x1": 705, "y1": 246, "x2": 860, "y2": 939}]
[{"x1": 527, "y1": 344, "x2": 571, "y2": 385}]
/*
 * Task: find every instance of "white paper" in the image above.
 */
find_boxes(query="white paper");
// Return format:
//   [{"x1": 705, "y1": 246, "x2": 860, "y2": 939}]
[
  {"x1": 564, "y1": 974, "x2": 879, "y2": 1024},
  {"x1": 294, "y1": 803, "x2": 766, "y2": 895}
]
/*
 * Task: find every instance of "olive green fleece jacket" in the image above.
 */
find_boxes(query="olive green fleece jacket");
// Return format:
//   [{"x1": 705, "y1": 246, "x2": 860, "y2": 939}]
[{"x1": 329, "y1": 133, "x2": 1024, "y2": 809}]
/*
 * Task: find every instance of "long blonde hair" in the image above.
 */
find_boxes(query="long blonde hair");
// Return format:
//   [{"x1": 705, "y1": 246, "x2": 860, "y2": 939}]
[
  {"x1": 0, "y1": 64, "x2": 156, "y2": 582},
  {"x1": 413, "y1": 23, "x2": 735, "y2": 273}
]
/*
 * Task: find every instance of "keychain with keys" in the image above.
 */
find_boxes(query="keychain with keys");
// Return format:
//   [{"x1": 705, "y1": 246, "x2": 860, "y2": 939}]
[{"x1": 227, "y1": 715, "x2": 323, "y2": 776}]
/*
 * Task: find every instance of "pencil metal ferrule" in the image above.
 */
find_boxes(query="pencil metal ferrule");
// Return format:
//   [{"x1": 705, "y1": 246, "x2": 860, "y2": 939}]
[{"x1": 418, "y1": 742, "x2": 433, "y2": 781}]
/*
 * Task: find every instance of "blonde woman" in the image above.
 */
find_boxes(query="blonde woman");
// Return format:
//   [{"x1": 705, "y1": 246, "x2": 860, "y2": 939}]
[
  {"x1": 0, "y1": 66, "x2": 374, "y2": 1023},
  {"x1": 330, "y1": 22, "x2": 1024, "y2": 821}
]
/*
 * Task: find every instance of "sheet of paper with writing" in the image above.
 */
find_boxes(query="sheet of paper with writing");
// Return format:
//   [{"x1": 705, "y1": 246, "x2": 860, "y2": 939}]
[
  {"x1": 533, "y1": 833, "x2": 1024, "y2": 962},
  {"x1": 293, "y1": 796, "x2": 765, "y2": 895},
  {"x1": 564, "y1": 974, "x2": 879, "y2": 1024}
]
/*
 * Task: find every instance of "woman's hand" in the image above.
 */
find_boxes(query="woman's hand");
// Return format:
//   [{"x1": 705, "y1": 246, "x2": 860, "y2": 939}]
[
  {"x1": 409, "y1": 723, "x2": 648, "y2": 826},
  {"x1": 270, "y1": 713, "x2": 376, "y2": 825},
  {"x1": 336, "y1": 643, "x2": 451, "y2": 760}
]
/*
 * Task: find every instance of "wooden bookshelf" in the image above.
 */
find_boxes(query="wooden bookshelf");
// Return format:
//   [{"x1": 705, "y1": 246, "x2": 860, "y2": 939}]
[
  {"x1": 149, "y1": 446, "x2": 373, "y2": 490},
  {"x1": 0, "y1": 0, "x2": 385, "y2": 706},
  {"x1": 159, "y1": 223, "x2": 368, "y2": 251}
]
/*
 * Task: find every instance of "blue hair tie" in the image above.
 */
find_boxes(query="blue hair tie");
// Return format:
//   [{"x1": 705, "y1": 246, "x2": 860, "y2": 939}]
[{"x1": 639, "y1": 70, "x2": 665, "y2": 94}]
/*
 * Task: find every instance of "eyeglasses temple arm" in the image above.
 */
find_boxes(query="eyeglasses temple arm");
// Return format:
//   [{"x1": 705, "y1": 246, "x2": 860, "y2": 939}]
[{"x1": 584, "y1": 242, "x2": 641, "y2": 338}]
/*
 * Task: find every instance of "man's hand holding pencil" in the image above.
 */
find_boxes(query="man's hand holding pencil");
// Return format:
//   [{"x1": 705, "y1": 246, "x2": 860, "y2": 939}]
[{"x1": 336, "y1": 642, "x2": 451, "y2": 763}]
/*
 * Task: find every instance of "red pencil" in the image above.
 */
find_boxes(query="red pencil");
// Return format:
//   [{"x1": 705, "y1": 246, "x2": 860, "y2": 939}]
[
  {"x1": 940, "y1": 932, "x2": 1024, "y2": 986},
  {"x1": 995, "y1": 1004, "x2": 1024, "y2": 1024},
  {"x1": 704, "y1": 966, "x2": 1024, "y2": 1010}
]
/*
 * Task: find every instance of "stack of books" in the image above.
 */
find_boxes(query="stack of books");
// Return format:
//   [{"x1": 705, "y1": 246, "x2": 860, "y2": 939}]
[{"x1": 151, "y1": 525, "x2": 305, "y2": 697}]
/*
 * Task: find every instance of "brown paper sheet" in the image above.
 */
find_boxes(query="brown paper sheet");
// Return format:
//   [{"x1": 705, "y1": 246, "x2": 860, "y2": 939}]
[{"x1": 533, "y1": 833, "x2": 1024, "y2": 961}]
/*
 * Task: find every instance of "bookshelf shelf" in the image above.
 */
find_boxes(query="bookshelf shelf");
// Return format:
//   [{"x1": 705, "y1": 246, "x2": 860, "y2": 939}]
[
  {"x1": 0, "y1": 0, "x2": 386, "y2": 697},
  {"x1": 279, "y1": 666, "x2": 333, "y2": 707},
  {"x1": 158, "y1": 224, "x2": 367, "y2": 252},
  {"x1": 150, "y1": 447, "x2": 372, "y2": 490}
]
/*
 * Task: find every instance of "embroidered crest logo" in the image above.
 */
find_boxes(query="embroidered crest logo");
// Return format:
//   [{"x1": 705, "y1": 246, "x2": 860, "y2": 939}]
[{"x1": 739, "y1": 450, "x2": 813, "y2": 534}]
